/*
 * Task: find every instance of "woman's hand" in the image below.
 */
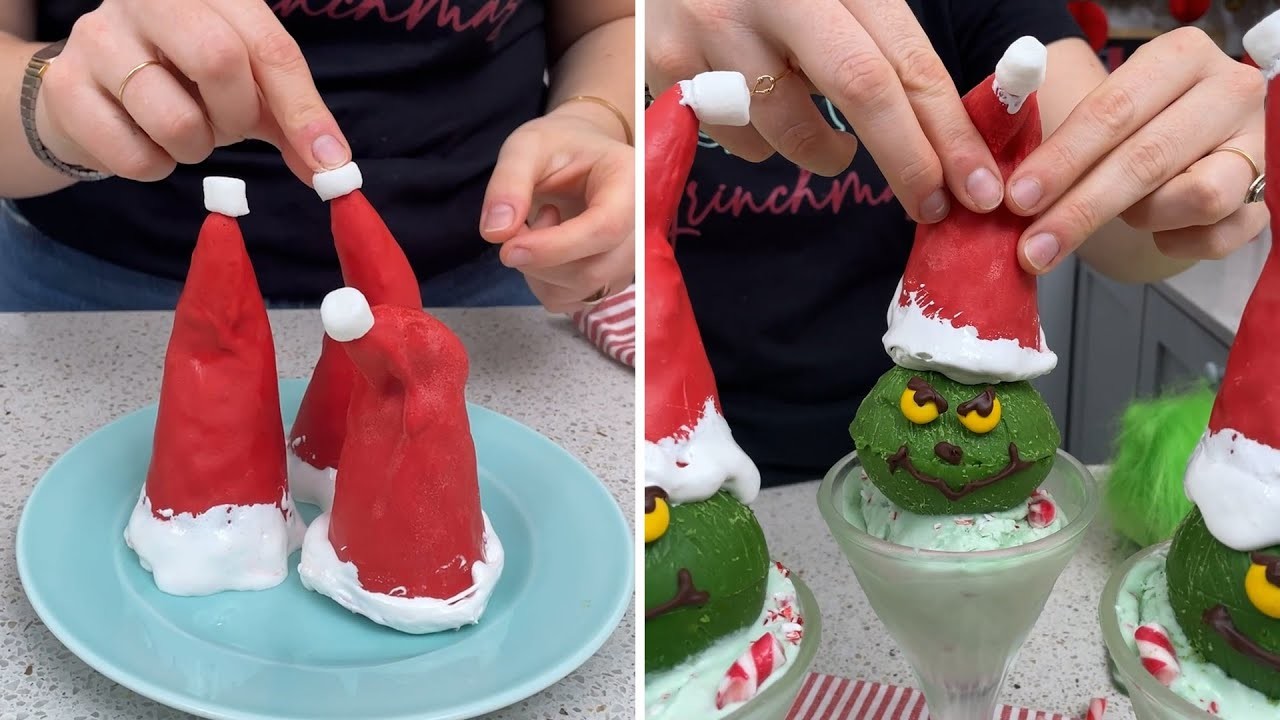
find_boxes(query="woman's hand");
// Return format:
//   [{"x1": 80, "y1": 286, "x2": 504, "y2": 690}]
[
  {"x1": 1009, "y1": 28, "x2": 1268, "y2": 274},
  {"x1": 35, "y1": 0, "x2": 348, "y2": 183},
  {"x1": 480, "y1": 107, "x2": 635, "y2": 313},
  {"x1": 646, "y1": 0, "x2": 1006, "y2": 223}
]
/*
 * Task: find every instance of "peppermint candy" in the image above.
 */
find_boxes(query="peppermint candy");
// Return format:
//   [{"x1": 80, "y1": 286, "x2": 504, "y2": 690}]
[
  {"x1": 1085, "y1": 697, "x2": 1107, "y2": 720},
  {"x1": 1135, "y1": 623, "x2": 1180, "y2": 685},
  {"x1": 1027, "y1": 490, "x2": 1057, "y2": 529},
  {"x1": 714, "y1": 633, "x2": 788, "y2": 710}
]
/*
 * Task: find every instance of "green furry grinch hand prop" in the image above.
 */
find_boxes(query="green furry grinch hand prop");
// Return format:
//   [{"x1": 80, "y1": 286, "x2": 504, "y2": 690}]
[
  {"x1": 1161, "y1": 15, "x2": 1280, "y2": 699},
  {"x1": 852, "y1": 37, "x2": 1061, "y2": 514}
]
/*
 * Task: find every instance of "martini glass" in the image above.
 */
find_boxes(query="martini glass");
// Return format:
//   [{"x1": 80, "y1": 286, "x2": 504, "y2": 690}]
[
  {"x1": 1099, "y1": 543, "x2": 1211, "y2": 720},
  {"x1": 817, "y1": 450, "x2": 1099, "y2": 720}
]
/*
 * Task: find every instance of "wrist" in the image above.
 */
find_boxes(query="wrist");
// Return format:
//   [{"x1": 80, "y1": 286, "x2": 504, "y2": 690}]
[{"x1": 550, "y1": 96, "x2": 632, "y2": 145}]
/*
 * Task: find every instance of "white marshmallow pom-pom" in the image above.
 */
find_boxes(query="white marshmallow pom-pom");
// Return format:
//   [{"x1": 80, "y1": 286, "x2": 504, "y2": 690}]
[
  {"x1": 678, "y1": 71, "x2": 751, "y2": 127},
  {"x1": 994, "y1": 36, "x2": 1047, "y2": 114},
  {"x1": 313, "y1": 162, "x2": 363, "y2": 202},
  {"x1": 1245, "y1": 10, "x2": 1280, "y2": 79},
  {"x1": 321, "y1": 287, "x2": 374, "y2": 342},
  {"x1": 202, "y1": 177, "x2": 249, "y2": 217}
]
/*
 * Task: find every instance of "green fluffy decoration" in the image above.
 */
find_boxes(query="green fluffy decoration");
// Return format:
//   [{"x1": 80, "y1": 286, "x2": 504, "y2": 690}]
[{"x1": 1105, "y1": 386, "x2": 1214, "y2": 547}]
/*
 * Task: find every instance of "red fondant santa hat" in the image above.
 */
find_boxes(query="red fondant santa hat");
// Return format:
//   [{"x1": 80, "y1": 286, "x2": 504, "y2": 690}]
[
  {"x1": 1067, "y1": 1, "x2": 1110, "y2": 52},
  {"x1": 644, "y1": 72, "x2": 760, "y2": 505},
  {"x1": 1184, "y1": 14, "x2": 1280, "y2": 552},
  {"x1": 298, "y1": 287, "x2": 502, "y2": 634},
  {"x1": 882, "y1": 37, "x2": 1058, "y2": 385},
  {"x1": 288, "y1": 162, "x2": 422, "y2": 510},
  {"x1": 124, "y1": 177, "x2": 303, "y2": 596},
  {"x1": 1168, "y1": 0, "x2": 1210, "y2": 24}
]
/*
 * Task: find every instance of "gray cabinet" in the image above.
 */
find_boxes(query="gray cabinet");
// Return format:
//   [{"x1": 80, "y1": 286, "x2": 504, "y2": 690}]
[{"x1": 1136, "y1": 289, "x2": 1230, "y2": 397}]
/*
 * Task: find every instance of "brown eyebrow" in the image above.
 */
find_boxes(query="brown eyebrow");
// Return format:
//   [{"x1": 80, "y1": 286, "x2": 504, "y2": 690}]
[
  {"x1": 907, "y1": 376, "x2": 947, "y2": 412},
  {"x1": 1251, "y1": 553, "x2": 1280, "y2": 585},
  {"x1": 645, "y1": 486, "x2": 669, "y2": 513},
  {"x1": 957, "y1": 387, "x2": 997, "y2": 417}
]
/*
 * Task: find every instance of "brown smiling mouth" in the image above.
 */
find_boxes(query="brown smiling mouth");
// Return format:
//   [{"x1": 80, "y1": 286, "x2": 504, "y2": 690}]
[
  {"x1": 646, "y1": 568, "x2": 710, "y2": 621},
  {"x1": 1204, "y1": 605, "x2": 1280, "y2": 671},
  {"x1": 887, "y1": 442, "x2": 1033, "y2": 501}
]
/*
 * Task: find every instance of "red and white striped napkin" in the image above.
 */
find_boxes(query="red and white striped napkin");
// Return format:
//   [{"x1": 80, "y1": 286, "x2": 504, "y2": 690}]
[
  {"x1": 787, "y1": 674, "x2": 1092, "y2": 720},
  {"x1": 571, "y1": 284, "x2": 636, "y2": 367}
]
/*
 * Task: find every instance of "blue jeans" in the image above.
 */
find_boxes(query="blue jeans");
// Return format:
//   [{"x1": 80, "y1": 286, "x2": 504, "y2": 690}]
[{"x1": 0, "y1": 201, "x2": 538, "y2": 311}]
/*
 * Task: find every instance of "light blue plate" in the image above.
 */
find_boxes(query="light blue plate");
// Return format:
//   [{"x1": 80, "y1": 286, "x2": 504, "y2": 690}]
[{"x1": 17, "y1": 379, "x2": 633, "y2": 720}]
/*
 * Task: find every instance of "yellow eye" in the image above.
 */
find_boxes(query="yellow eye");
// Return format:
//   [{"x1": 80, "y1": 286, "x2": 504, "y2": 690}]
[
  {"x1": 958, "y1": 388, "x2": 1001, "y2": 434},
  {"x1": 645, "y1": 488, "x2": 671, "y2": 543},
  {"x1": 899, "y1": 389, "x2": 941, "y2": 424},
  {"x1": 1245, "y1": 559, "x2": 1280, "y2": 619}
]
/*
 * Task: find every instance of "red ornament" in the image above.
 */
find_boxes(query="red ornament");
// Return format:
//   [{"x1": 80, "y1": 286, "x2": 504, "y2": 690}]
[
  {"x1": 1169, "y1": 0, "x2": 1211, "y2": 24},
  {"x1": 1068, "y1": 1, "x2": 1110, "y2": 52}
]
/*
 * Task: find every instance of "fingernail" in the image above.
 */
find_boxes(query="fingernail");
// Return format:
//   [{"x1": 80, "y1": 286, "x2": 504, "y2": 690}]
[
  {"x1": 312, "y1": 135, "x2": 347, "y2": 169},
  {"x1": 483, "y1": 204, "x2": 516, "y2": 232},
  {"x1": 1010, "y1": 178, "x2": 1043, "y2": 211},
  {"x1": 505, "y1": 247, "x2": 532, "y2": 267},
  {"x1": 1024, "y1": 233, "x2": 1060, "y2": 271},
  {"x1": 966, "y1": 168, "x2": 1003, "y2": 210},
  {"x1": 921, "y1": 189, "x2": 950, "y2": 223}
]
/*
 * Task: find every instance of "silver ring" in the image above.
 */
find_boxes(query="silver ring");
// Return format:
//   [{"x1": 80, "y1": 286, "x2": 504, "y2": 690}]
[{"x1": 1246, "y1": 174, "x2": 1267, "y2": 204}]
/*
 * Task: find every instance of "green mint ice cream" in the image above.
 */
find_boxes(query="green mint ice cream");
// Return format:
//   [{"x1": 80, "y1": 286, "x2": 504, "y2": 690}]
[
  {"x1": 848, "y1": 470, "x2": 1065, "y2": 551},
  {"x1": 1115, "y1": 549, "x2": 1280, "y2": 719}
]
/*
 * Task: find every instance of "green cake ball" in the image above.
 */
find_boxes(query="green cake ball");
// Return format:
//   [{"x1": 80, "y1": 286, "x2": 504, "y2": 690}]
[
  {"x1": 644, "y1": 490, "x2": 770, "y2": 673},
  {"x1": 1167, "y1": 509, "x2": 1280, "y2": 699},
  {"x1": 850, "y1": 365, "x2": 1060, "y2": 515}
]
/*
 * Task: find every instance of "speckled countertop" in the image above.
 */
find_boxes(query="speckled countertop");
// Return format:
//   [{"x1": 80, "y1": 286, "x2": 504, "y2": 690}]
[
  {"x1": 751, "y1": 468, "x2": 1141, "y2": 720},
  {"x1": 0, "y1": 308, "x2": 634, "y2": 720}
]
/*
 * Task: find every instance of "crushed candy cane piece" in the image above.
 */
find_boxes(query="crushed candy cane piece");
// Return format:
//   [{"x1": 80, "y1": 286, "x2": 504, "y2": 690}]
[
  {"x1": 715, "y1": 633, "x2": 787, "y2": 710},
  {"x1": 1028, "y1": 490, "x2": 1057, "y2": 529},
  {"x1": 1135, "y1": 623, "x2": 1180, "y2": 686}
]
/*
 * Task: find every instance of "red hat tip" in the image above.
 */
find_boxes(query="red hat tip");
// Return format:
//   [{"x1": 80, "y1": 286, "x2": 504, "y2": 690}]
[
  {"x1": 314, "y1": 162, "x2": 363, "y2": 201},
  {"x1": 321, "y1": 287, "x2": 374, "y2": 342}
]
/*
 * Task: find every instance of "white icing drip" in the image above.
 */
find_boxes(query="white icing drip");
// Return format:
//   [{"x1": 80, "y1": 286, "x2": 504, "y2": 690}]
[
  {"x1": 286, "y1": 448, "x2": 337, "y2": 511},
  {"x1": 677, "y1": 72, "x2": 751, "y2": 127},
  {"x1": 882, "y1": 277, "x2": 1057, "y2": 384},
  {"x1": 298, "y1": 512, "x2": 504, "y2": 634},
  {"x1": 1184, "y1": 428, "x2": 1280, "y2": 551},
  {"x1": 124, "y1": 489, "x2": 305, "y2": 596},
  {"x1": 645, "y1": 397, "x2": 761, "y2": 505}
]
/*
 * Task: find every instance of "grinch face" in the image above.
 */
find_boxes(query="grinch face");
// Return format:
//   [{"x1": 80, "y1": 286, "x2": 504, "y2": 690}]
[
  {"x1": 1168, "y1": 510, "x2": 1280, "y2": 697},
  {"x1": 644, "y1": 489, "x2": 770, "y2": 673},
  {"x1": 851, "y1": 365, "x2": 1060, "y2": 515}
]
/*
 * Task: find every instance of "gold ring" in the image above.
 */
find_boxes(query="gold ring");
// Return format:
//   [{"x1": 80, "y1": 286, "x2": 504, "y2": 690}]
[
  {"x1": 116, "y1": 60, "x2": 163, "y2": 103},
  {"x1": 752, "y1": 67, "x2": 793, "y2": 96},
  {"x1": 1216, "y1": 146, "x2": 1261, "y2": 179},
  {"x1": 581, "y1": 285, "x2": 612, "y2": 306}
]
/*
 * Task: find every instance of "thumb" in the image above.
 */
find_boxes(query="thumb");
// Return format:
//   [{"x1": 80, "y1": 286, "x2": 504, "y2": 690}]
[{"x1": 480, "y1": 129, "x2": 553, "y2": 243}]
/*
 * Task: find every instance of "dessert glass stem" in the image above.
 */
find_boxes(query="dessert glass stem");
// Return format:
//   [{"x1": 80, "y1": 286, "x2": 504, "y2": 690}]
[{"x1": 817, "y1": 450, "x2": 1098, "y2": 720}]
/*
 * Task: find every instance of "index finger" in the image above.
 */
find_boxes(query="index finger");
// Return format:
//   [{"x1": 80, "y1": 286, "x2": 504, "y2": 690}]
[
  {"x1": 503, "y1": 164, "x2": 634, "y2": 268},
  {"x1": 755, "y1": 0, "x2": 948, "y2": 222},
  {"x1": 213, "y1": 0, "x2": 350, "y2": 172},
  {"x1": 846, "y1": 0, "x2": 1004, "y2": 212}
]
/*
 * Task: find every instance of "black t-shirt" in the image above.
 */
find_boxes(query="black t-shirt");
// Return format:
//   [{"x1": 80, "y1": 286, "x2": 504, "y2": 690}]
[
  {"x1": 676, "y1": 0, "x2": 1083, "y2": 486},
  {"x1": 16, "y1": 0, "x2": 547, "y2": 301}
]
